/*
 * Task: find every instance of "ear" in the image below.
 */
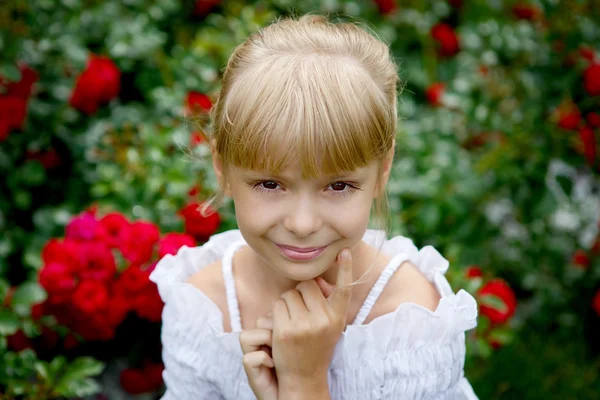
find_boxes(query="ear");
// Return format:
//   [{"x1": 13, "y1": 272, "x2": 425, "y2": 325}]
[
  {"x1": 210, "y1": 140, "x2": 232, "y2": 197},
  {"x1": 374, "y1": 139, "x2": 395, "y2": 198}
]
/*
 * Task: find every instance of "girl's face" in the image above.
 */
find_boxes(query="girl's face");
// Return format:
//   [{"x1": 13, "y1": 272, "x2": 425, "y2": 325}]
[{"x1": 220, "y1": 160, "x2": 384, "y2": 281}]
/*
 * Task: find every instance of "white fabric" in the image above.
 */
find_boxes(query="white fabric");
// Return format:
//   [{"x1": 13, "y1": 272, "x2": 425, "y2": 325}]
[{"x1": 150, "y1": 229, "x2": 479, "y2": 400}]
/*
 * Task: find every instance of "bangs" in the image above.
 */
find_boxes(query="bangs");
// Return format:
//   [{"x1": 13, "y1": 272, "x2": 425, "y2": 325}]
[{"x1": 216, "y1": 54, "x2": 394, "y2": 178}]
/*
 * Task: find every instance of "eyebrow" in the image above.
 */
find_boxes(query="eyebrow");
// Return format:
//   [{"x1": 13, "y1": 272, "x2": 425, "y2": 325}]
[{"x1": 245, "y1": 171, "x2": 362, "y2": 181}]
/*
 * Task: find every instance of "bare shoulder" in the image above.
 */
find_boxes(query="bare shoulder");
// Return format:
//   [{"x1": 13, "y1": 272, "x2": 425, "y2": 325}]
[
  {"x1": 186, "y1": 259, "x2": 231, "y2": 331},
  {"x1": 366, "y1": 261, "x2": 441, "y2": 324}
]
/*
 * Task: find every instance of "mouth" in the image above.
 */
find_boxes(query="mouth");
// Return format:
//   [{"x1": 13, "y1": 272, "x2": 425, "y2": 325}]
[{"x1": 274, "y1": 243, "x2": 329, "y2": 261}]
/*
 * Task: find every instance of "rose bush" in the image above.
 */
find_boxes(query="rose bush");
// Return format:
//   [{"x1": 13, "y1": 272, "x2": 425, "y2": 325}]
[{"x1": 1, "y1": 0, "x2": 600, "y2": 398}]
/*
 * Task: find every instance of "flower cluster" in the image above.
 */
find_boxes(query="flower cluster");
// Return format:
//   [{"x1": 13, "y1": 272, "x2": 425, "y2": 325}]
[{"x1": 36, "y1": 209, "x2": 197, "y2": 342}]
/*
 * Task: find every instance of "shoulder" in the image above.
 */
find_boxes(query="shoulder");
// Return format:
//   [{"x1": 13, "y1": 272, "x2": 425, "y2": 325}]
[
  {"x1": 366, "y1": 260, "x2": 441, "y2": 323},
  {"x1": 186, "y1": 259, "x2": 232, "y2": 332}
]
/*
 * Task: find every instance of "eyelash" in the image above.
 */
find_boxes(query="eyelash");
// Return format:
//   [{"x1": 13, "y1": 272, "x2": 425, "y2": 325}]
[{"x1": 251, "y1": 180, "x2": 362, "y2": 198}]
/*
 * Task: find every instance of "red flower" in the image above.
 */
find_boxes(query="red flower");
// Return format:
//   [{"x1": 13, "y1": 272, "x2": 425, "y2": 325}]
[
  {"x1": 190, "y1": 131, "x2": 206, "y2": 147},
  {"x1": 25, "y1": 148, "x2": 62, "y2": 169},
  {"x1": 193, "y1": 0, "x2": 221, "y2": 18},
  {"x1": 70, "y1": 55, "x2": 121, "y2": 114},
  {"x1": 185, "y1": 91, "x2": 212, "y2": 115},
  {"x1": 65, "y1": 212, "x2": 102, "y2": 241},
  {"x1": 572, "y1": 249, "x2": 590, "y2": 269},
  {"x1": 511, "y1": 4, "x2": 542, "y2": 20},
  {"x1": 72, "y1": 280, "x2": 109, "y2": 314},
  {"x1": 465, "y1": 266, "x2": 483, "y2": 278},
  {"x1": 2, "y1": 64, "x2": 38, "y2": 99},
  {"x1": 117, "y1": 265, "x2": 151, "y2": 297},
  {"x1": 158, "y1": 233, "x2": 196, "y2": 259},
  {"x1": 592, "y1": 238, "x2": 600, "y2": 256},
  {"x1": 7, "y1": 330, "x2": 33, "y2": 352},
  {"x1": 592, "y1": 290, "x2": 600, "y2": 317},
  {"x1": 118, "y1": 221, "x2": 160, "y2": 264},
  {"x1": 479, "y1": 279, "x2": 517, "y2": 324},
  {"x1": 42, "y1": 239, "x2": 83, "y2": 272},
  {"x1": 98, "y1": 212, "x2": 130, "y2": 248},
  {"x1": 120, "y1": 363, "x2": 164, "y2": 394},
  {"x1": 579, "y1": 126, "x2": 597, "y2": 166},
  {"x1": 39, "y1": 262, "x2": 77, "y2": 300},
  {"x1": 374, "y1": 0, "x2": 397, "y2": 14},
  {"x1": 133, "y1": 283, "x2": 164, "y2": 323},
  {"x1": 431, "y1": 23, "x2": 460, "y2": 58},
  {"x1": 105, "y1": 292, "x2": 130, "y2": 327},
  {"x1": 0, "y1": 97, "x2": 28, "y2": 140},
  {"x1": 556, "y1": 104, "x2": 581, "y2": 131},
  {"x1": 426, "y1": 83, "x2": 445, "y2": 106},
  {"x1": 580, "y1": 46, "x2": 597, "y2": 64},
  {"x1": 178, "y1": 203, "x2": 221, "y2": 242},
  {"x1": 77, "y1": 242, "x2": 117, "y2": 282},
  {"x1": 583, "y1": 63, "x2": 600, "y2": 97}
]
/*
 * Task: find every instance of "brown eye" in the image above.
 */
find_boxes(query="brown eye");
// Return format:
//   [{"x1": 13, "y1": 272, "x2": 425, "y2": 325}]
[
  {"x1": 262, "y1": 181, "x2": 278, "y2": 190},
  {"x1": 331, "y1": 182, "x2": 347, "y2": 191}
]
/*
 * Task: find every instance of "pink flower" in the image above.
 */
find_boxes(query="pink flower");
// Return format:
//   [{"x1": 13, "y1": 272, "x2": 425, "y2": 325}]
[{"x1": 65, "y1": 212, "x2": 101, "y2": 241}]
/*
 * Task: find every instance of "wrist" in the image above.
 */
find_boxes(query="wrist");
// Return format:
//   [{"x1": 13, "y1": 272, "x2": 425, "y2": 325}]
[{"x1": 278, "y1": 374, "x2": 330, "y2": 400}]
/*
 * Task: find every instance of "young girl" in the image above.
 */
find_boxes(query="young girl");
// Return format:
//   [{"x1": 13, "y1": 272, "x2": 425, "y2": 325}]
[{"x1": 150, "y1": 14, "x2": 478, "y2": 400}]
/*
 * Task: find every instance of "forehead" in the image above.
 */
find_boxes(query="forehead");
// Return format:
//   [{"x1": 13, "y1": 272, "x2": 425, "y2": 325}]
[{"x1": 234, "y1": 160, "x2": 378, "y2": 180}]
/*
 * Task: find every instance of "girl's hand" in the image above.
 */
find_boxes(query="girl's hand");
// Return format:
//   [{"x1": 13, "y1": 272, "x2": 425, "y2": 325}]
[
  {"x1": 272, "y1": 248, "x2": 353, "y2": 396},
  {"x1": 240, "y1": 315, "x2": 278, "y2": 400}
]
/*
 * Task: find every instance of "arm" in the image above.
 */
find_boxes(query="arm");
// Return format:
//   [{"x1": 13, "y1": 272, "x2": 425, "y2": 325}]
[{"x1": 279, "y1": 374, "x2": 331, "y2": 400}]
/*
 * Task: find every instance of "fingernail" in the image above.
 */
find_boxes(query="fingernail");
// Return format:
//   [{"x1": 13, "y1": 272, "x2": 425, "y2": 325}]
[{"x1": 340, "y1": 249, "x2": 351, "y2": 261}]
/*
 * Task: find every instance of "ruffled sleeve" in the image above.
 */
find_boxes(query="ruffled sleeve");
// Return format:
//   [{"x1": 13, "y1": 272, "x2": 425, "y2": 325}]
[{"x1": 149, "y1": 231, "x2": 249, "y2": 399}]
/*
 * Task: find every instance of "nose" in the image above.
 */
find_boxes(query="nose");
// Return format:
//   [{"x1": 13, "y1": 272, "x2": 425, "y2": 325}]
[{"x1": 283, "y1": 194, "x2": 323, "y2": 238}]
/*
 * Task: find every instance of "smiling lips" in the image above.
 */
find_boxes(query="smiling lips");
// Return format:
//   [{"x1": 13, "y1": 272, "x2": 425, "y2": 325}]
[{"x1": 275, "y1": 243, "x2": 329, "y2": 261}]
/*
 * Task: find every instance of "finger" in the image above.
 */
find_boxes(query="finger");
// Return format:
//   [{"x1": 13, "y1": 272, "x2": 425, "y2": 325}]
[
  {"x1": 315, "y1": 276, "x2": 335, "y2": 298},
  {"x1": 272, "y1": 298, "x2": 290, "y2": 327},
  {"x1": 239, "y1": 329, "x2": 273, "y2": 354},
  {"x1": 295, "y1": 279, "x2": 328, "y2": 312},
  {"x1": 256, "y1": 315, "x2": 273, "y2": 331},
  {"x1": 280, "y1": 289, "x2": 308, "y2": 319},
  {"x1": 242, "y1": 350, "x2": 275, "y2": 370},
  {"x1": 329, "y1": 248, "x2": 353, "y2": 315}
]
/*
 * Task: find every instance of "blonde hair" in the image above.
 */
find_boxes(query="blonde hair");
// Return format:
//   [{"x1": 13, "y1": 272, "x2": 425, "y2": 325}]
[{"x1": 202, "y1": 14, "x2": 400, "y2": 283}]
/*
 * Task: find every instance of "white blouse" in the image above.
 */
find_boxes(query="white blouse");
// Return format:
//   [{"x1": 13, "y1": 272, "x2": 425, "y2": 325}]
[{"x1": 150, "y1": 229, "x2": 479, "y2": 399}]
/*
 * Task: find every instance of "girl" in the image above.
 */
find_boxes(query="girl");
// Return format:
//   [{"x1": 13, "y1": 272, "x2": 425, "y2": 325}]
[{"x1": 150, "y1": 14, "x2": 479, "y2": 400}]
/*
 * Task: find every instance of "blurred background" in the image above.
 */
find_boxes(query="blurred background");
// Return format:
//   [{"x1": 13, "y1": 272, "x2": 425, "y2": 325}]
[{"x1": 1, "y1": 0, "x2": 600, "y2": 398}]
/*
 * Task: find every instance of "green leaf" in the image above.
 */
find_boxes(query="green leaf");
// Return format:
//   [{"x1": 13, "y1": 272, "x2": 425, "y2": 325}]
[
  {"x1": 20, "y1": 161, "x2": 47, "y2": 187},
  {"x1": 0, "y1": 63, "x2": 21, "y2": 82},
  {"x1": 57, "y1": 378, "x2": 102, "y2": 397},
  {"x1": 54, "y1": 357, "x2": 105, "y2": 394},
  {"x1": 479, "y1": 293, "x2": 508, "y2": 313},
  {"x1": 35, "y1": 360, "x2": 50, "y2": 382},
  {"x1": 12, "y1": 282, "x2": 47, "y2": 308},
  {"x1": 0, "y1": 309, "x2": 20, "y2": 335},
  {"x1": 0, "y1": 278, "x2": 9, "y2": 302}
]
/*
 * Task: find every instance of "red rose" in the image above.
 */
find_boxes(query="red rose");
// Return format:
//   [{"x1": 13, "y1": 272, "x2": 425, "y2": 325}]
[
  {"x1": 431, "y1": 23, "x2": 460, "y2": 58},
  {"x1": 72, "y1": 280, "x2": 109, "y2": 314},
  {"x1": 465, "y1": 266, "x2": 483, "y2": 278},
  {"x1": 479, "y1": 279, "x2": 517, "y2": 324},
  {"x1": 31, "y1": 302, "x2": 45, "y2": 320},
  {"x1": 117, "y1": 264, "x2": 151, "y2": 297},
  {"x1": 374, "y1": 0, "x2": 397, "y2": 15},
  {"x1": 66, "y1": 212, "x2": 102, "y2": 241},
  {"x1": 42, "y1": 239, "x2": 83, "y2": 272},
  {"x1": 178, "y1": 203, "x2": 221, "y2": 242},
  {"x1": 587, "y1": 112, "x2": 600, "y2": 128},
  {"x1": 7, "y1": 330, "x2": 33, "y2": 352},
  {"x1": 25, "y1": 148, "x2": 62, "y2": 169},
  {"x1": 2, "y1": 64, "x2": 38, "y2": 99},
  {"x1": 579, "y1": 126, "x2": 597, "y2": 166},
  {"x1": 77, "y1": 242, "x2": 116, "y2": 282},
  {"x1": 511, "y1": 4, "x2": 542, "y2": 20},
  {"x1": 133, "y1": 283, "x2": 164, "y2": 323},
  {"x1": 556, "y1": 104, "x2": 581, "y2": 131},
  {"x1": 186, "y1": 91, "x2": 212, "y2": 115},
  {"x1": 193, "y1": 0, "x2": 221, "y2": 18},
  {"x1": 99, "y1": 212, "x2": 130, "y2": 248},
  {"x1": 158, "y1": 233, "x2": 196, "y2": 259},
  {"x1": 572, "y1": 249, "x2": 590, "y2": 269},
  {"x1": 584, "y1": 63, "x2": 600, "y2": 97},
  {"x1": 105, "y1": 292, "x2": 130, "y2": 327},
  {"x1": 118, "y1": 221, "x2": 160, "y2": 264},
  {"x1": 593, "y1": 290, "x2": 600, "y2": 317},
  {"x1": 39, "y1": 262, "x2": 77, "y2": 299},
  {"x1": 70, "y1": 55, "x2": 121, "y2": 114},
  {"x1": 0, "y1": 97, "x2": 28, "y2": 135},
  {"x1": 426, "y1": 83, "x2": 445, "y2": 106}
]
